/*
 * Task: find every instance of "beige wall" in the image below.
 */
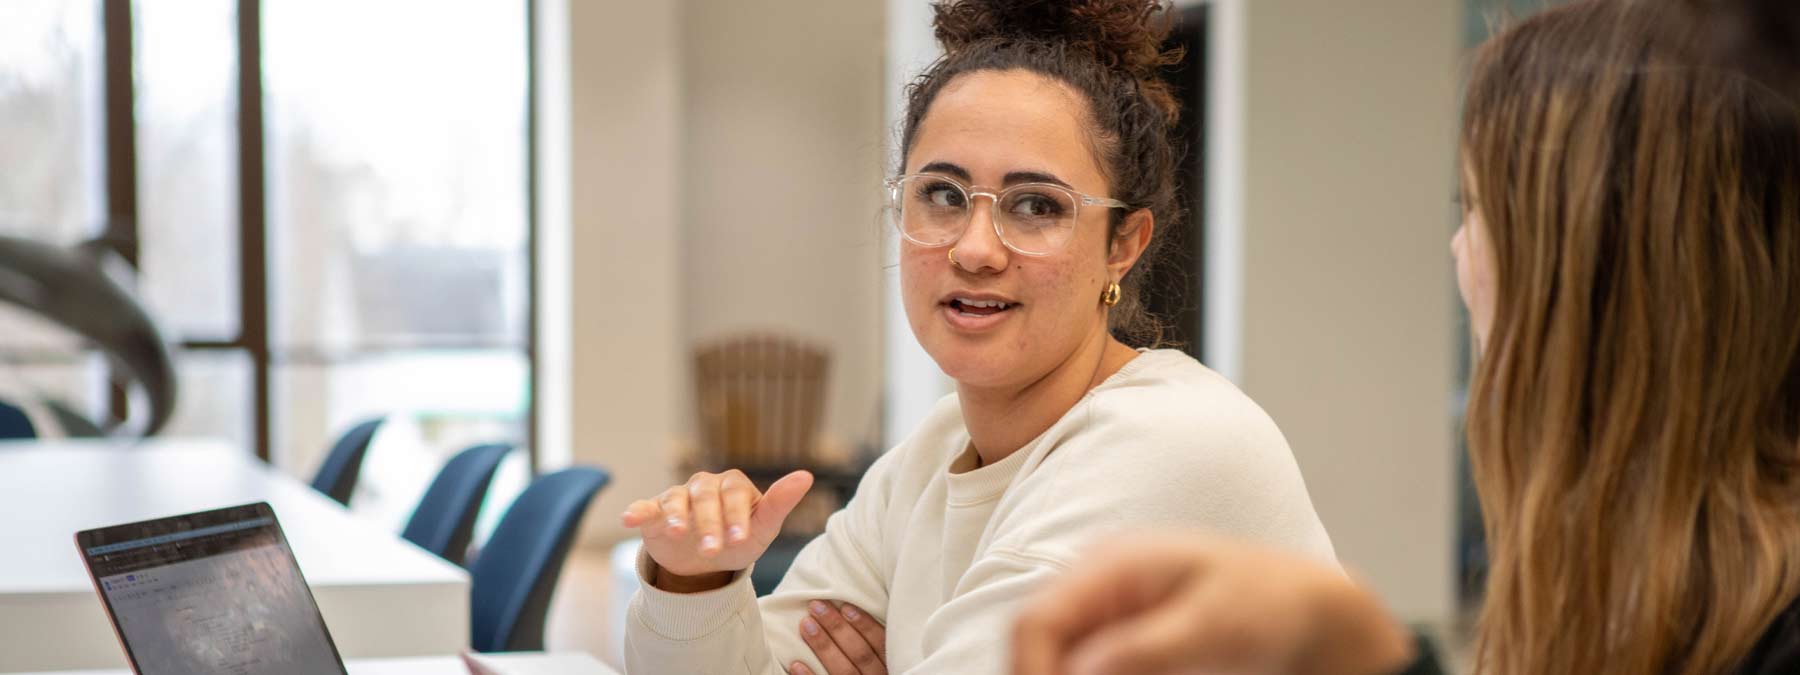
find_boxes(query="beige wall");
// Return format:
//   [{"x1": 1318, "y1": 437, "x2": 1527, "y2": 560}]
[
  {"x1": 551, "y1": 0, "x2": 887, "y2": 544},
  {"x1": 1234, "y1": 0, "x2": 1462, "y2": 621},
  {"x1": 557, "y1": 0, "x2": 685, "y2": 543},
  {"x1": 681, "y1": 0, "x2": 888, "y2": 455}
]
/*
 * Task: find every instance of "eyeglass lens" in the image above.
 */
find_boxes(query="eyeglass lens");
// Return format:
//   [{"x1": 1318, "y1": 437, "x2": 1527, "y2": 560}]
[{"x1": 892, "y1": 175, "x2": 1078, "y2": 255}]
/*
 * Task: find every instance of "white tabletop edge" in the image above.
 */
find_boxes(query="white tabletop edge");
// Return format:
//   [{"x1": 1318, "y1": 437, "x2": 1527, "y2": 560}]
[{"x1": 0, "y1": 652, "x2": 621, "y2": 675}]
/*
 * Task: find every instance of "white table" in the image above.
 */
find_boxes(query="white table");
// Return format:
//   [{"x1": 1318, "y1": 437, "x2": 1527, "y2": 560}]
[
  {"x1": 0, "y1": 439, "x2": 471, "y2": 673},
  {"x1": 6, "y1": 653, "x2": 620, "y2": 675}
]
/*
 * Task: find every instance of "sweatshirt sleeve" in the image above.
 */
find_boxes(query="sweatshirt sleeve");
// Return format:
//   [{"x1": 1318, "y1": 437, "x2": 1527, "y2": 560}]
[{"x1": 623, "y1": 451, "x2": 901, "y2": 675}]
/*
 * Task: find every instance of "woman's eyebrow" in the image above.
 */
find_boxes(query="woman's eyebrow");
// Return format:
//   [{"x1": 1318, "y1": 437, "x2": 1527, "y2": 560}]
[
  {"x1": 918, "y1": 161, "x2": 971, "y2": 181},
  {"x1": 1002, "y1": 171, "x2": 1071, "y2": 189},
  {"x1": 916, "y1": 162, "x2": 1073, "y2": 190}
]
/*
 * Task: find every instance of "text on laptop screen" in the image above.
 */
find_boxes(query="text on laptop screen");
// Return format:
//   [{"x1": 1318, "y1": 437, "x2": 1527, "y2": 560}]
[{"x1": 83, "y1": 508, "x2": 343, "y2": 675}]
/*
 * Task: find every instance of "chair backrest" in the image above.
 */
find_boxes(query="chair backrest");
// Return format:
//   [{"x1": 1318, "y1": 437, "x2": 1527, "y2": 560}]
[
  {"x1": 310, "y1": 418, "x2": 384, "y2": 506},
  {"x1": 402, "y1": 443, "x2": 512, "y2": 566},
  {"x1": 693, "y1": 333, "x2": 830, "y2": 468},
  {"x1": 469, "y1": 466, "x2": 609, "y2": 653},
  {"x1": 0, "y1": 400, "x2": 35, "y2": 441}
]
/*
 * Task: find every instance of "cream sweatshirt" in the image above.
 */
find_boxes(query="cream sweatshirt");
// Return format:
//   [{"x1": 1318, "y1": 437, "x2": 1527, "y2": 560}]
[{"x1": 625, "y1": 349, "x2": 1336, "y2": 674}]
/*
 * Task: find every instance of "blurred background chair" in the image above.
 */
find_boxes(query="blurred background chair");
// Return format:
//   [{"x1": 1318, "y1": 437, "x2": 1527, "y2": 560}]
[
  {"x1": 470, "y1": 466, "x2": 610, "y2": 653},
  {"x1": 692, "y1": 333, "x2": 830, "y2": 472},
  {"x1": 310, "y1": 418, "x2": 385, "y2": 506},
  {"x1": 0, "y1": 401, "x2": 35, "y2": 440},
  {"x1": 402, "y1": 442, "x2": 513, "y2": 566},
  {"x1": 689, "y1": 332, "x2": 868, "y2": 594}
]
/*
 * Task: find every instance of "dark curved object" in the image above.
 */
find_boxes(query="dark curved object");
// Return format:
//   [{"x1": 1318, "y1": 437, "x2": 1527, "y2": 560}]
[
  {"x1": 469, "y1": 466, "x2": 610, "y2": 653},
  {"x1": 310, "y1": 418, "x2": 384, "y2": 506},
  {"x1": 0, "y1": 235, "x2": 177, "y2": 436},
  {"x1": 1395, "y1": 629, "x2": 1448, "y2": 675},
  {"x1": 402, "y1": 443, "x2": 513, "y2": 566},
  {"x1": 0, "y1": 400, "x2": 35, "y2": 440},
  {"x1": 44, "y1": 399, "x2": 105, "y2": 438}
]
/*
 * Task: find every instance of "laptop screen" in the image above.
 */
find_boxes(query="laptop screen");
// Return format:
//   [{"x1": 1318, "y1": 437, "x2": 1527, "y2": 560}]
[{"x1": 77, "y1": 503, "x2": 347, "y2": 675}]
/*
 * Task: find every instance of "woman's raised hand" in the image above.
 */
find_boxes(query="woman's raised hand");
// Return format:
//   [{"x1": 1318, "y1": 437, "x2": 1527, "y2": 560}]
[
  {"x1": 621, "y1": 469, "x2": 815, "y2": 590},
  {"x1": 1011, "y1": 534, "x2": 1413, "y2": 675}
]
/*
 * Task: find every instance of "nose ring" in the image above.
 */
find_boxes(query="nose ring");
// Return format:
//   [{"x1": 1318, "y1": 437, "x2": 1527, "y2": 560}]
[{"x1": 949, "y1": 247, "x2": 964, "y2": 270}]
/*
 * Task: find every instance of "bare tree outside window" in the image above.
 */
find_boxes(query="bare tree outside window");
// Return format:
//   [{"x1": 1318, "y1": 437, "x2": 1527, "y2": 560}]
[
  {"x1": 263, "y1": 0, "x2": 531, "y2": 534},
  {"x1": 0, "y1": 0, "x2": 109, "y2": 423}
]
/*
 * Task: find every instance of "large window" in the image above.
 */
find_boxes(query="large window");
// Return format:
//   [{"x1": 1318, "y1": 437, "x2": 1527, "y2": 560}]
[
  {"x1": 260, "y1": 0, "x2": 531, "y2": 526},
  {"x1": 0, "y1": 1, "x2": 104, "y2": 244},
  {"x1": 0, "y1": 0, "x2": 108, "y2": 422},
  {"x1": 0, "y1": 0, "x2": 535, "y2": 529},
  {"x1": 133, "y1": 0, "x2": 254, "y2": 449}
]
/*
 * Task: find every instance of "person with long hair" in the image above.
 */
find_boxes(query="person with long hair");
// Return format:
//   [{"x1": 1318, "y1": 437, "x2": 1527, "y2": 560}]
[
  {"x1": 1011, "y1": 0, "x2": 1800, "y2": 673},
  {"x1": 615, "y1": 1, "x2": 1336, "y2": 674}
]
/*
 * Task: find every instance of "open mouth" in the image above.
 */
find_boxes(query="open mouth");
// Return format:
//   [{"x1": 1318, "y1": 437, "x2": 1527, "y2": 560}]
[{"x1": 946, "y1": 297, "x2": 1017, "y2": 318}]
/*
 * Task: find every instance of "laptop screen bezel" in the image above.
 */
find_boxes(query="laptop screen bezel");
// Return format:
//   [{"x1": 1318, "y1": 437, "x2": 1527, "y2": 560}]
[{"x1": 73, "y1": 502, "x2": 349, "y2": 675}]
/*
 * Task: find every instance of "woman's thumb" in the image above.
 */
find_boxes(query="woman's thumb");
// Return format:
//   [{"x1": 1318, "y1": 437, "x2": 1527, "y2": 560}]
[{"x1": 750, "y1": 470, "x2": 815, "y2": 538}]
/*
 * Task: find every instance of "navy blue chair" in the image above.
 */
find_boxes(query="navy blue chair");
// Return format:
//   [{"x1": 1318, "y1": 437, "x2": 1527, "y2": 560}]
[
  {"x1": 469, "y1": 466, "x2": 610, "y2": 653},
  {"x1": 0, "y1": 400, "x2": 35, "y2": 440},
  {"x1": 310, "y1": 418, "x2": 384, "y2": 506},
  {"x1": 402, "y1": 443, "x2": 513, "y2": 566}
]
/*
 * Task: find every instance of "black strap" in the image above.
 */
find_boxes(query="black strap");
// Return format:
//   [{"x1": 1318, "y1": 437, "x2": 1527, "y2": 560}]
[{"x1": 1393, "y1": 630, "x2": 1448, "y2": 675}]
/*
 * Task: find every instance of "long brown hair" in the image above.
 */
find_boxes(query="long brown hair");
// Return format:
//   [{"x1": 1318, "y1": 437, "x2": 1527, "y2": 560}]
[{"x1": 1462, "y1": 1, "x2": 1800, "y2": 673}]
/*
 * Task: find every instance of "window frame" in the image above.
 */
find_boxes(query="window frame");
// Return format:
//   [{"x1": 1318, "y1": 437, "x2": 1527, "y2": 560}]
[{"x1": 96, "y1": 0, "x2": 540, "y2": 469}]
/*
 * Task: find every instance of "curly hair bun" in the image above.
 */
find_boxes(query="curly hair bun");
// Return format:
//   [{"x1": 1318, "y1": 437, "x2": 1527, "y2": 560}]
[{"x1": 933, "y1": 0, "x2": 1181, "y2": 84}]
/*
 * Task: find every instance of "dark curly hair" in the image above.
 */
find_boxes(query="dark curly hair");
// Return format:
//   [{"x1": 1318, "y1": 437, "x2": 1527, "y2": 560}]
[{"x1": 900, "y1": 0, "x2": 1185, "y2": 346}]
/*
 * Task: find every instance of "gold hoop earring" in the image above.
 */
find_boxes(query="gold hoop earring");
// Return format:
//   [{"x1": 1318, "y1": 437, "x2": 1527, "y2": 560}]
[
  {"x1": 949, "y1": 247, "x2": 963, "y2": 270},
  {"x1": 1102, "y1": 281, "x2": 1121, "y2": 307}
]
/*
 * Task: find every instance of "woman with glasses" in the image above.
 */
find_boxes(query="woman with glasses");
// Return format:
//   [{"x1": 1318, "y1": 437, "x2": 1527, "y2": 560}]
[{"x1": 619, "y1": 1, "x2": 1335, "y2": 673}]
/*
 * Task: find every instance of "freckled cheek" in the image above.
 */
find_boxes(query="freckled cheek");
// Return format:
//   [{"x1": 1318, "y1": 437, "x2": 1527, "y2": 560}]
[
  {"x1": 1017, "y1": 261, "x2": 1081, "y2": 317},
  {"x1": 898, "y1": 251, "x2": 939, "y2": 308}
]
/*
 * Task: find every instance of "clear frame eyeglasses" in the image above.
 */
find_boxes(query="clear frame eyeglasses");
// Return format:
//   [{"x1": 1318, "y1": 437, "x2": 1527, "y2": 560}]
[{"x1": 883, "y1": 173, "x2": 1131, "y2": 256}]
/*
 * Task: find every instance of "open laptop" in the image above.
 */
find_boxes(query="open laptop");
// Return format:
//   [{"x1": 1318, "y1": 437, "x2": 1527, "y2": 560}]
[{"x1": 74, "y1": 502, "x2": 349, "y2": 675}]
